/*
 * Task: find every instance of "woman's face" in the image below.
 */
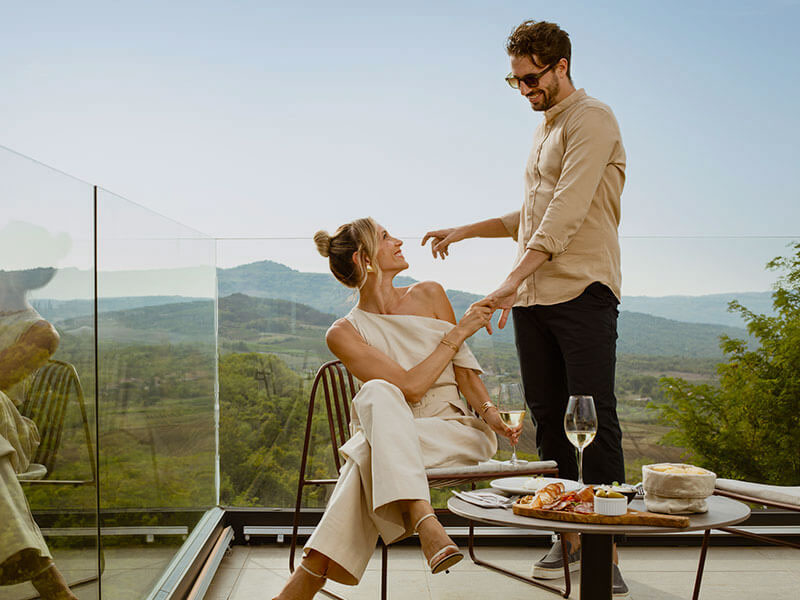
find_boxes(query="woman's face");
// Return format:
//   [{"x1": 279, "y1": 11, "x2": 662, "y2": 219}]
[{"x1": 373, "y1": 225, "x2": 408, "y2": 273}]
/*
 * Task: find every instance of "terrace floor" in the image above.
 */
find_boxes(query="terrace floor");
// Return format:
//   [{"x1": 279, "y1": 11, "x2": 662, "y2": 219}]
[{"x1": 206, "y1": 543, "x2": 799, "y2": 599}]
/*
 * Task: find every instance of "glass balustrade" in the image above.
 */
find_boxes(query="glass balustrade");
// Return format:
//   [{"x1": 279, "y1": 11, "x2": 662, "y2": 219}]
[{"x1": 2, "y1": 143, "x2": 796, "y2": 598}]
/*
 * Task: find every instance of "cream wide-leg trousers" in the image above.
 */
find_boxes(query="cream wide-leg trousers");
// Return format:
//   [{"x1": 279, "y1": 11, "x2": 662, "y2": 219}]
[{"x1": 303, "y1": 379, "x2": 494, "y2": 585}]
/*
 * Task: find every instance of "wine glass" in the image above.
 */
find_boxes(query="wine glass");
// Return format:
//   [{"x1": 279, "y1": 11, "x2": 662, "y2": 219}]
[
  {"x1": 497, "y1": 383, "x2": 527, "y2": 465},
  {"x1": 563, "y1": 395, "x2": 597, "y2": 485}
]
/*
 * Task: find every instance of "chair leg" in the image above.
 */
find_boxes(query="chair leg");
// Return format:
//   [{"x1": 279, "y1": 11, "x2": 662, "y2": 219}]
[
  {"x1": 466, "y1": 518, "x2": 570, "y2": 598},
  {"x1": 381, "y1": 539, "x2": 388, "y2": 599},
  {"x1": 692, "y1": 529, "x2": 711, "y2": 600},
  {"x1": 560, "y1": 533, "x2": 572, "y2": 598}
]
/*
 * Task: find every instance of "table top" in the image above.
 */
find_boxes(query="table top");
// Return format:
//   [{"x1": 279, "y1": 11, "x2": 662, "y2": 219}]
[{"x1": 447, "y1": 495, "x2": 750, "y2": 535}]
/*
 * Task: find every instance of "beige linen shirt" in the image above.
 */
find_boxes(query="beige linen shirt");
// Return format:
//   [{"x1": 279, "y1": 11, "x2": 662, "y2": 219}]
[{"x1": 500, "y1": 89, "x2": 626, "y2": 306}]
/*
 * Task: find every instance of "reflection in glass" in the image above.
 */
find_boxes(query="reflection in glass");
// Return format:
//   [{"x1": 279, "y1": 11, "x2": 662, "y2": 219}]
[
  {"x1": 1, "y1": 149, "x2": 98, "y2": 600},
  {"x1": 0, "y1": 265, "x2": 79, "y2": 598}
]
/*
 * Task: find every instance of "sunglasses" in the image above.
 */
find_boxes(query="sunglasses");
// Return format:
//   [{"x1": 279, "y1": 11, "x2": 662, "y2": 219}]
[{"x1": 505, "y1": 62, "x2": 558, "y2": 89}]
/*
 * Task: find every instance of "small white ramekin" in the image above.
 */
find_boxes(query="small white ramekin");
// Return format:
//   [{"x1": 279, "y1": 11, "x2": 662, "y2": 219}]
[{"x1": 594, "y1": 495, "x2": 628, "y2": 516}]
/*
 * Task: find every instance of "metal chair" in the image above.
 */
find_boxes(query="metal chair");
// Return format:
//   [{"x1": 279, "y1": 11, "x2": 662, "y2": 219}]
[
  {"x1": 17, "y1": 359, "x2": 96, "y2": 485},
  {"x1": 692, "y1": 481, "x2": 800, "y2": 600},
  {"x1": 289, "y1": 360, "x2": 569, "y2": 599}
]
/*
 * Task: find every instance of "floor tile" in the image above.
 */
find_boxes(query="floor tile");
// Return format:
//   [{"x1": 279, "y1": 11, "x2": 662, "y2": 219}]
[
  {"x1": 229, "y1": 566, "x2": 288, "y2": 600},
  {"x1": 206, "y1": 543, "x2": 800, "y2": 600},
  {"x1": 204, "y1": 567, "x2": 242, "y2": 600}
]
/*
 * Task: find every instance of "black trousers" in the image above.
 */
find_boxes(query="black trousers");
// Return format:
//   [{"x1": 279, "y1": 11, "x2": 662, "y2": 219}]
[{"x1": 512, "y1": 282, "x2": 625, "y2": 485}]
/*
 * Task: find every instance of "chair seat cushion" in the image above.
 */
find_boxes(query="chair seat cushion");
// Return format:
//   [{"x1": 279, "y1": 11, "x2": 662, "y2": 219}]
[{"x1": 715, "y1": 478, "x2": 800, "y2": 508}]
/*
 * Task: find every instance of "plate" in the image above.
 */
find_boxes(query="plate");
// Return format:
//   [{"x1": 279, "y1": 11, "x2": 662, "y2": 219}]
[{"x1": 490, "y1": 476, "x2": 582, "y2": 496}]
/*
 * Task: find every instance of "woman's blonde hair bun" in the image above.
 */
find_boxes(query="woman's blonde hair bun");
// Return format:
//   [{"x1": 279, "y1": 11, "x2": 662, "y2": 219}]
[
  {"x1": 314, "y1": 230, "x2": 331, "y2": 258},
  {"x1": 313, "y1": 217, "x2": 380, "y2": 289}
]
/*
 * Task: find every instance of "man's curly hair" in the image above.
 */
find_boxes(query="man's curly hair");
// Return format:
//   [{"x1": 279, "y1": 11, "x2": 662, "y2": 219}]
[{"x1": 506, "y1": 20, "x2": 572, "y2": 82}]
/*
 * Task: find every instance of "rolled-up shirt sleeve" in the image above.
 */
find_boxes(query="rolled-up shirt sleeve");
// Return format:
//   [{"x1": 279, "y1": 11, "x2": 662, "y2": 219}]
[
  {"x1": 500, "y1": 211, "x2": 520, "y2": 241},
  {"x1": 527, "y1": 107, "x2": 620, "y2": 257}
]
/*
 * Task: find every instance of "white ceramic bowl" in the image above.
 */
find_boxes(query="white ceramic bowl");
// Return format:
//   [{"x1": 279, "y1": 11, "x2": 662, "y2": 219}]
[{"x1": 594, "y1": 495, "x2": 628, "y2": 516}]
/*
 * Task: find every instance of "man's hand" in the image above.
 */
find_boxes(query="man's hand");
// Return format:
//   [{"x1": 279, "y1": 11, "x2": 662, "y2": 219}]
[
  {"x1": 421, "y1": 227, "x2": 463, "y2": 259},
  {"x1": 483, "y1": 278, "x2": 520, "y2": 331}
]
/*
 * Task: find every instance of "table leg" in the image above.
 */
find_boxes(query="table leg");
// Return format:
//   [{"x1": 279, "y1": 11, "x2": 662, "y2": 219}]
[{"x1": 579, "y1": 533, "x2": 613, "y2": 600}]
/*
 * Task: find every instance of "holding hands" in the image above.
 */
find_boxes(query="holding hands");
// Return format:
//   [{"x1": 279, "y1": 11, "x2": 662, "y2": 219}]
[
  {"x1": 457, "y1": 299, "x2": 495, "y2": 336},
  {"x1": 481, "y1": 277, "x2": 520, "y2": 331}
]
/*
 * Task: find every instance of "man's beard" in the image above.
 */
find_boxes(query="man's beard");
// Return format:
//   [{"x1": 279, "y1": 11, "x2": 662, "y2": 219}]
[{"x1": 529, "y1": 78, "x2": 561, "y2": 111}]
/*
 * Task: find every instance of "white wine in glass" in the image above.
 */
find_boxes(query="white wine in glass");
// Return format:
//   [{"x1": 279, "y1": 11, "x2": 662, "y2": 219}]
[
  {"x1": 564, "y1": 395, "x2": 597, "y2": 485},
  {"x1": 497, "y1": 383, "x2": 527, "y2": 465}
]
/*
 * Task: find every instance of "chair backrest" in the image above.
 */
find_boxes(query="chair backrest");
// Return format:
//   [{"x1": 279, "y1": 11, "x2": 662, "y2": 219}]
[
  {"x1": 19, "y1": 359, "x2": 85, "y2": 474},
  {"x1": 307, "y1": 360, "x2": 359, "y2": 473}
]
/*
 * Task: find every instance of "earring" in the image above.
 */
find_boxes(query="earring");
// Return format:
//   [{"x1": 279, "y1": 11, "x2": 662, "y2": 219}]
[{"x1": 365, "y1": 264, "x2": 375, "y2": 273}]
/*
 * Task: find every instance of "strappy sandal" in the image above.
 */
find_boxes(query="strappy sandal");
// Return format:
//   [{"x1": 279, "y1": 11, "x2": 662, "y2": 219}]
[
  {"x1": 413, "y1": 513, "x2": 464, "y2": 574},
  {"x1": 297, "y1": 562, "x2": 327, "y2": 580},
  {"x1": 274, "y1": 562, "x2": 327, "y2": 600}
]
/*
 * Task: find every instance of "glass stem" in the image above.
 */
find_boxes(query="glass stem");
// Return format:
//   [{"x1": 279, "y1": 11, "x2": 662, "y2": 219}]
[
  {"x1": 577, "y1": 448, "x2": 584, "y2": 485},
  {"x1": 511, "y1": 444, "x2": 518, "y2": 465}
]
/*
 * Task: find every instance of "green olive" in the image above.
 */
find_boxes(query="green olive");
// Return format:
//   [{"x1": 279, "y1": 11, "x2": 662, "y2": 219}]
[
  {"x1": 607, "y1": 491, "x2": 625, "y2": 499},
  {"x1": 595, "y1": 489, "x2": 607, "y2": 497}
]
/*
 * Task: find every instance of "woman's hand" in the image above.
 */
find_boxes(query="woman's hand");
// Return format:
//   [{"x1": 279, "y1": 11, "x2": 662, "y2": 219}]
[
  {"x1": 483, "y1": 407, "x2": 522, "y2": 444},
  {"x1": 455, "y1": 300, "x2": 494, "y2": 338}
]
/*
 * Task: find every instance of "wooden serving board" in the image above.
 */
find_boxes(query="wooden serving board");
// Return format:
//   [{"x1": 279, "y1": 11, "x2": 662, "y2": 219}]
[{"x1": 512, "y1": 504, "x2": 690, "y2": 528}]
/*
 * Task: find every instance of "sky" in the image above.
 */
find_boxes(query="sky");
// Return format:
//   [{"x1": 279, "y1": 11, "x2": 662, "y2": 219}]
[{"x1": 2, "y1": 0, "x2": 799, "y2": 296}]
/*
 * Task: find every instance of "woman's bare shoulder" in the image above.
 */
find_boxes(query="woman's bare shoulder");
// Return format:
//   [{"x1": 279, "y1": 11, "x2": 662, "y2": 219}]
[
  {"x1": 326, "y1": 316, "x2": 358, "y2": 340},
  {"x1": 406, "y1": 281, "x2": 455, "y2": 323},
  {"x1": 406, "y1": 280, "x2": 446, "y2": 299}
]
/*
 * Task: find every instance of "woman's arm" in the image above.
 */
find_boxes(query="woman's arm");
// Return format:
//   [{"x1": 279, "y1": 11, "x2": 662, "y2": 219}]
[
  {"x1": 455, "y1": 366, "x2": 520, "y2": 443},
  {"x1": 432, "y1": 284, "x2": 520, "y2": 443},
  {"x1": 326, "y1": 298, "x2": 492, "y2": 404}
]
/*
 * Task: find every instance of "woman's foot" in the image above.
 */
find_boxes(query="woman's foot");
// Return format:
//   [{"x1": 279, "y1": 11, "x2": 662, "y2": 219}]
[
  {"x1": 413, "y1": 513, "x2": 463, "y2": 574},
  {"x1": 274, "y1": 554, "x2": 328, "y2": 600},
  {"x1": 30, "y1": 564, "x2": 78, "y2": 600}
]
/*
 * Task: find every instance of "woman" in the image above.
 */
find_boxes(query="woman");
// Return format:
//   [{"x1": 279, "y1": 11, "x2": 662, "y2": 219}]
[
  {"x1": 0, "y1": 268, "x2": 78, "y2": 600},
  {"x1": 275, "y1": 218, "x2": 519, "y2": 599}
]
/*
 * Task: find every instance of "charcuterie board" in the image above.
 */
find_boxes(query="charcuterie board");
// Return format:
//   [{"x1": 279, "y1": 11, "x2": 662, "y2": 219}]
[{"x1": 512, "y1": 503, "x2": 690, "y2": 528}]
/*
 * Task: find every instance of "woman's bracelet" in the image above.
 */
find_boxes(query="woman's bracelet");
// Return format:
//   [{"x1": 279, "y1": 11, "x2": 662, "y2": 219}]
[
  {"x1": 439, "y1": 337, "x2": 460, "y2": 353},
  {"x1": 479, "y1": 400, "x2": 496, "y2": 418}
]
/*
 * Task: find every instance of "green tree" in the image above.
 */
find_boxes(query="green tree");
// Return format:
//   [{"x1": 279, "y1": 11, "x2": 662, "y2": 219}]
[{"x1": 655, "y1": 243, "x2": 800, "y2": 485}]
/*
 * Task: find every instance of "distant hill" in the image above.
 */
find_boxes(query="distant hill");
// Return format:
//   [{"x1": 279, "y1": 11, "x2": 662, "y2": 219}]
[
  {"x1": 34, "y1": 259, "x2": 760, "y2": 357},
  {"x1": 35, "y1": 259, "x2": 774, "y2": 329},
  {"x1": 620, "y1": 292, "x2": 774, "y2": 328},
  {"x1": 218, "y1": 260, "x2": 416, "y2": 316},
  {"x1": 217, "y1": 261, "x2": 755, "y2": 354},
  {"x1": 618, "y1": 311, "x2": 747, "y2": 357},
  {"x1": 58, "y1": 293, "x2": 338, "y2": 345},
  {"x1": 33, "y1": 296, "x2": 202, "y2": 322},
  {"x1": 218, "y1": 293, "x2": 335, "y2": 340},
  {"x1": 55, "y1": 290, "x2": 746, "y2": 358},
  {"x1": 218, "y1": 260, "x2": 773, "y2": 327},
  {"x1": 59, "y1": 299, "x2": 216, "y2": 343}
]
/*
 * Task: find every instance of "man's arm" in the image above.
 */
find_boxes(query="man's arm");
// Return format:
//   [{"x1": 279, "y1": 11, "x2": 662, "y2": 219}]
[
  {"x1": 421, "y1": 215, "x2": 516, "y2": 259},
  {"x1": 484, "y1": 107, "x2": 622, "y2": 326}
]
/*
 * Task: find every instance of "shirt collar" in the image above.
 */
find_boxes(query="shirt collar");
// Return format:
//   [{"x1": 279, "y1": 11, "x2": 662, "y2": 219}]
[{"x1": 544, "y1": 88, "x2": 586, "y2": 123}]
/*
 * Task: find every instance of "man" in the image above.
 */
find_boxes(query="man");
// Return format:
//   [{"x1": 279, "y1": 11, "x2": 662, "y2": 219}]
[{"x1": 422, "y1": 20, "x2": 629, "y2": 597}]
